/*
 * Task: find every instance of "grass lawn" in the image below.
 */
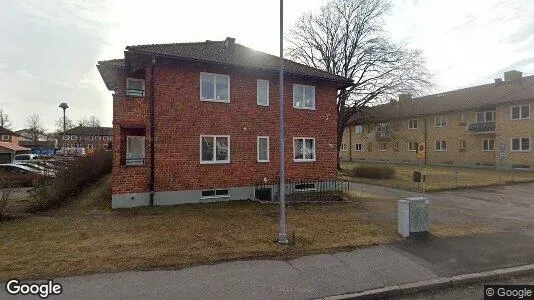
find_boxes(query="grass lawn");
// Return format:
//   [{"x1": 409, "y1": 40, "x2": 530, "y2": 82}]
[
  {"x1": 341, "y1": 162, "x2": 534, "y2": 192},
  {"x1": 0, "y1": 174, "x2": 498, "y2": 281}
]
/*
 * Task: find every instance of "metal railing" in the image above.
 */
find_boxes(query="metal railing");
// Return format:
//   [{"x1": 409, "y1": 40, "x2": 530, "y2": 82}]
[
  {"x1": 468, "y1": 122, "x2": 495, "y2": 133},
  {"x1": 255, "y1": 179, "x2": 349, "y2": 203}
]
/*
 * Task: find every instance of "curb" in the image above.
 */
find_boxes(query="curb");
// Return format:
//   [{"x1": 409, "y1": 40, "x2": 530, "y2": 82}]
[{"x1": 320, "y1": 263, "x2": 534, "y2": 300}]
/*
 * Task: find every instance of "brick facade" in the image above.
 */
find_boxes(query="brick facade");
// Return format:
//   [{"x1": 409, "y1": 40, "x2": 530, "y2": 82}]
[{"x1": 111, "y1": 61, "x2": 340, "y2": 197}]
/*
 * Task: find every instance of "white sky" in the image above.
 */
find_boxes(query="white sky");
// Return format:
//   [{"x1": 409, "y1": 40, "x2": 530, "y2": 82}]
[{"x1": 1, "y1": 0, "x2": 533, "y2": 131}]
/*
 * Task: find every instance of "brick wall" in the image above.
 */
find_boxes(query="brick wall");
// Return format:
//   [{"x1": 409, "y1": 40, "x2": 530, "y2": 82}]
[{"x1": 112, "y1": 61, "x2": 339, "y2": 195}]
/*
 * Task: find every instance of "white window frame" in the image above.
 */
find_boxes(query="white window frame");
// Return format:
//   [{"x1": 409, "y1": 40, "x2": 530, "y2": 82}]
[
  {"x1": 435, "y1": 140, "x2": 447, "y2": 152},
  {"x1": 476, "y1": 111, "x2": 495, "y2": 123},
  {"x1": 126, "y1": 136, "x2": 145, "y2": 166},
  {"x1": 200, "y1": 72, "x2": 231, "y2": 103},
  {"x1": 87, "y1": 144, "x2": 93, "y2": 149},
  {"x1": 408, "y1": 141, "x2": 418, "y2": 152},
  {"x1": 355, "y1": 143, "x2": 363, "y2": 152},
  {"x1": 126, "y1": 78, "x2": 145, "y2": 97},
  {"x1": 482, "y1": 139, "x2": 495, "y2": 152},
  {"x1": 394, "y1": 142, "x2": 399, "y2": 151},
  {"x1": 293, "y1": 137, "x2": 316, "y2": 162},
  {"x1": 511, "y1": 138, "x2": 531, "y2": 152},
  {"x1": 355, "y1": 125, "x2": 363, "y2": 134},
  {"x1": 256, "y1": 79, "x2": 269, "y2": 106},
  {"x1": 257, "y1": 136, "x2": 270, "y2": 163},
  {"x1": 1, "y1": 134, "x2": 10, "y2": 141},
  {"x1": 70, "y1": 135, "x2": 77, "y2": 140},
  {"x1": 63, "y1": 135, "x2": 70, "y2": 140},
  {"x1": 510, "y1": 104, "x2": 530, "y2": 120},
  {"x1": 460, "y1": 112, "x2": 467, "y2": 124},
  {"x1": 103, "y1": 136, "x2": 109, "y2": 141},
  {"x1": 340, "y1": 143, "x2": 347, "y2": 152},
  {"x1": 200, "y1": 135, "x2": 231, "y2": 164},
  {"x1": 200, "y1": 189, "x2": 230, "y2": 200},
  {"x1": 87, "y1": 136, "x2": 93, "y2": 140},
  {"x1": 408, "y1": 119, "x2": 418, "y2": 129},
  {"x1": 379, "y1": 142, "x2": 387, "y2": 152},
  {"x1": 435, "y1": 115, "x2": 447, "y2": 127},
  {"x1": 292, "y1": 84, "x2": 316, "y2": 110}
]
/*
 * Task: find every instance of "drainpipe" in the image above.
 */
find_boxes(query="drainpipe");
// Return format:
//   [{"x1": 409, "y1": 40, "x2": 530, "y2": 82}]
[
  {"x1": 349, "y1": 125, "x2": 353, "y2": 162},
  {"x1": 424, "y1": 117, "x2": 428, "y2": 166},
  {"x1": 149, "y1": 57, "x2": 156, "y2": 207}
]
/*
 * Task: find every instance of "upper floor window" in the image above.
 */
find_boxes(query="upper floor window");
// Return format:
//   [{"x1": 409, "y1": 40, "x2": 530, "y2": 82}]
[
  {"x1": 257, "y1": 80, "x2": 269, "y2": 106},
  {"x1": 511, "y1": 105, "x2": 530, "y2": 120},
  {"x1": 476, "y1": 111, "x2": 495, "y2": 123},
  {"x1": 126, "y1": 78, "x2": 145, "y2": 97},
  {"x1": 201, "y1": 135, "x2": 230, "y2": 164},
  {"x1": 435, "y1": 115, "x2": 447, "y2": 127},
  {"x1": 293, "y1": 137, "x2": 315, "y2": 162},
  {"x1": 376, "y1": 122, "x2": 389, "y2": 132},
  {"x1": 201, "y1": 73, "x2": 230, "y2": 102},
  {"x1": 355, "y1": 125, "x2": 363, "y2": 133},
  {"x1": 408, "y1": 119, "x2": 418, "y2": 129},
  {"x1": 394, "y1": 122, "x2": 400, "y2": 131},
  {"x1": 1, "y1": 135, "x2": 9, "y2": 141},
  {"x1": 511, "y1": 138, "x2": 530, "y2": 152},
  {"x1": 293, "y1": 84, "x2": 315, "y2": 110}
]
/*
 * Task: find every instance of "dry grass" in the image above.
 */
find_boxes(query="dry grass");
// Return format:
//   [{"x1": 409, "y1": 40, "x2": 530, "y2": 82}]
[
  {"x1": 0, "y1": 174, "x2": 501, "y2": 281},
  {"x1": 342, "y1": 162, "x2": 534, "y2": 192}
]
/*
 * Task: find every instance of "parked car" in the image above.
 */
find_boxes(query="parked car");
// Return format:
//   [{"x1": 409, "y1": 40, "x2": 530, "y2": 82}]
[
  {"x1": 17, "y1": 162, "x2": 57, "y2": 177},
  {"x1": 0, "y1": 163, "x2": 44, "y2": 186},
  {"x1": 12, "y1": 154, "x2": 40, "y2": 164}
]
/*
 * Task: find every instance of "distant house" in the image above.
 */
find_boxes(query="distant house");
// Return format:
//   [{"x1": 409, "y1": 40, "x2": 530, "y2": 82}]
[
  {"x1": 16, "y1": 129, "x2": 58, "y2": 155},
  {"x1": 0, "y1": 126, "x2": 20, "y2": 144},
  {"x1": 340, "y1": 70, "x2": 534, "y2": 170},
  {"x1": 0, "y1": 127, "x2": 29, "y2": 163},
  {"x1": 61, "y1": 126, "x2": 113, "y2": 151},
  {"x1": 97, "y1": 37, "x2": 352, "y2": 208}
]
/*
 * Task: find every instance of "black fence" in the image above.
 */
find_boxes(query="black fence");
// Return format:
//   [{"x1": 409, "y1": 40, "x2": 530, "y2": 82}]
[{"x1": 254, "y1": 179, "x2": 349, "y2": 203}]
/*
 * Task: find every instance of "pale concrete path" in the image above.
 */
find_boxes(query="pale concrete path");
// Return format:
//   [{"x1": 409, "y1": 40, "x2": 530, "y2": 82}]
[{"x1": 2, "y1": 230, "x2": 534, "y2": 300}]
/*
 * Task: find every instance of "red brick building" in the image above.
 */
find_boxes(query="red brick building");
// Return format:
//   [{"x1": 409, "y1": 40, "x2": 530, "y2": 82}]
[{"x1": 98, "y1": 37, "x2": 352, "y2": 208}]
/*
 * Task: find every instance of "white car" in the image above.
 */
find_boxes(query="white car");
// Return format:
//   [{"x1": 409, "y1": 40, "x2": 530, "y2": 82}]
[{"x1": 12, "y1": 154, "x2": 40, "y2": 164}]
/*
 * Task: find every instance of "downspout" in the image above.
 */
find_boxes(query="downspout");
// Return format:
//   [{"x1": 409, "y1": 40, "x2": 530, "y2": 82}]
[
  {"x1": 424, "y1": 117, "x2": 428, "y2": 166},
  {"x1": 149, "y1": 57, "x2": 156, "y2": 207},
  {"x1": 349, "y1": 125, "x2": 353, "y2": 162}
]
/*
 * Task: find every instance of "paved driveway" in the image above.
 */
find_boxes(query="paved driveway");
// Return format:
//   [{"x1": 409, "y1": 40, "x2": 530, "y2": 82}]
[{"x1": 350, "y1": 182, "x2": 534, "y2": 230}]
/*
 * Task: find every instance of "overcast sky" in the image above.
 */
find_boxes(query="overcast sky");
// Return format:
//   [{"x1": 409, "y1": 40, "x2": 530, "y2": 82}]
[{"x1": 1, "y1": 0, "x2": 533, "y2": 132}]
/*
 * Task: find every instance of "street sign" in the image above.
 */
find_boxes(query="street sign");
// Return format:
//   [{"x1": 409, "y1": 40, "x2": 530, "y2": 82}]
[
  {"x1": 500, "y1": 143, "x2": 506, "y2": 158},
  {"x1": 417, "y1": 143, "x2": 425, "y2": 160}
]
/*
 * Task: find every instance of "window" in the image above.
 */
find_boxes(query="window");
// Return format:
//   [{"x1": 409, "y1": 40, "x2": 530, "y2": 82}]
[
  {"x1": 126, "y1": 136, "x2": 145, "y2": 165},
  {"x1": 340, "y1": 143, "x2": 347, "y2": 152},
  {"x1": 293, "y1": 84, "x2": 315, "y2": 109},
  {"x1": 460, "y1": 112, "x2": 467, "y2": 125},
  {"x1": 257, "y1": 79, "x2": 269, "y2": 106},
  {"x1": 408, "y1": 119, "x2": 418, "y2": 129},
  {"x1": 355, "y1": 125, "x2": 363, "y2": 134},
  {"x1": 200, "y1": 73, "x2": 230, "y2": 102},
  {"x1": 408, "y1": 141, "x2": 418, "y2": 152},
  {"x1": 435, "y1": 140, "x2": 447, "y2": 151},
  {"x1": 511, "y1": 105, "x2": 530, "y2": 120},
  {"x1": 126, "y1": 78, "x2": 145, "y2": 97},
  {"x1": 460, "y1": 140, "x2": 467, "y2": 150},
  {"x1": 435, "y1": 116, "x2": 447, "y2": 127},
  {"x1": 200, "y1": 135, "x2": 230, "y2": 163},
  {"x1": 376, "y1": 122, "x2": 389, "y2": 132},
  {"x1": 88, "y1": 136, "x2": 94, "y2": 140},
  {"x1": 63, "y1": 135, "x2": 70, "y2": 140},
  {"x1": 70, "y1": 135, "x2": 77, "y2": 140},
  {"x1": 395, "y1": 142, "x2": 399, "y2": 151},
  {"x1": 201, "y1": 189, "x2": 230, "y2": 200},
  {"x1": 368, "y1": 143, "x2": 373, "y2": 151},
  {"x1": 476, "y1": 111, "x2": 495, "y2": 123},
  {"x1": 1, "y1": 135, "x2": 9, "y2": 141},
  {"x1": 103, "y1": 136, "x2": 108, "y2": 141},
  {"x1": 295, "y1": 183, "x2": 316, "y2": 191},
  {"x1": 355, "y1": 143, "x2": 363, "y2": 151},
  {"x1": 380, "y1": 142, "x2": 387, "y2": 151},
  {"x1": 257, "y1": 136, "x2": 269, "y2": 162},
  {"x1": 511, "y1": 138, "x2": 530, "y2": 152},
  {"x1": 96, "y1": 136, "x2": 101, "y2": 141},
  {"x1": 109, "y1": 136, "x2": 112, "y2": 141},
  {"x1": 293, "y1": 138, "x2": 315, "y2": 162},
  {"x1": 483, "y1": 139, "x2": 495, "y2": 151},
  {"x1": 87, "y1": 144, "x2": 93, "y2": 150},
  {"x1": 394, "y1": 122, "x2": 400, "y2": 131}
]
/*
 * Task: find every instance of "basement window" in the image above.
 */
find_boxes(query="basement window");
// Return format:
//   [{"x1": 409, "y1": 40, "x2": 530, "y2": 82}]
[
  {"x1": 201, "y1": 189, "x2": 230, "y2": 200},
  {"x1": 294, "y1": 183, "x2": 316, "y2": 191},
  {"x1": 126, "y1": 78, "x2": 145, "y2": 97}
]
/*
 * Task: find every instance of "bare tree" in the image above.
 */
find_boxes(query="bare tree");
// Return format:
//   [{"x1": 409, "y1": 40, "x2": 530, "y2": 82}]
[
  {"x1": 287, "y1": 0, "x2": 433, "y2": 168},
  {"x1": 87, "y1": 115, "x2": 101, "y2": 128},
  {"x1": 55, "y1": 116, "x2": 75, "y2": 134},
  {"x1": 25, "y1": 114, "x2": 45, "y2": 142},
  {"x1": 0, "y1": 109, "x2": 12, "y2": 129}
]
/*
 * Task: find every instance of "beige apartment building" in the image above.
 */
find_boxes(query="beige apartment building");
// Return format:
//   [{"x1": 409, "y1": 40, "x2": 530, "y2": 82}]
[{"x1": 340, "y1": 70, "x2": 534, "y2": 170}]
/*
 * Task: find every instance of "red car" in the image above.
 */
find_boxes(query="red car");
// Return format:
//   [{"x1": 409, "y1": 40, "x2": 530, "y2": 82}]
[{"x1": 0, "y1": 164, "x2": 44, "y2": 187}]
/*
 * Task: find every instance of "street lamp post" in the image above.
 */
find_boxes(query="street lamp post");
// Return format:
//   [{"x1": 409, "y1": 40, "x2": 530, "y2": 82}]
[
  {"x1": 278, "y1": 0, "x2": 288, "y2": 244},
  {"x1": 59, "y1": 103, "x2": 69, "y2": 153}
]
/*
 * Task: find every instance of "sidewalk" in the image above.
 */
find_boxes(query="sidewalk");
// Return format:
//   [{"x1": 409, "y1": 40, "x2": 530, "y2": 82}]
[{"x1": 3, "y1": 230, "x2": 533, "y2": 299}]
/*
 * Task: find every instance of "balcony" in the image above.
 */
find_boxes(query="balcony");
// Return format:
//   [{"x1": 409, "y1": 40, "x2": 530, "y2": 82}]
[
  {"x1": 468, "y1": 122, "x2": 495, "y2": 134},
  {"x1": 375, "y1": 131, "x2": 392, "y2": 140}
]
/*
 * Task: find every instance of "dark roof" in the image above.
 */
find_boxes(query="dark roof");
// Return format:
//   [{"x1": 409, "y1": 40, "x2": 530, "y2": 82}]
[
  {"x1": 97, "y1": 38, "x2": 353, "y2": 87},
  {"x1": 64, "y1": 126, "x2": 112, "y2": 136},
  {"x1": 0, "y1": 127, "x2": 18, "y2": 136},
  {"x1": 349, "y1": 74, "x2": 534, "y2": 124}
]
